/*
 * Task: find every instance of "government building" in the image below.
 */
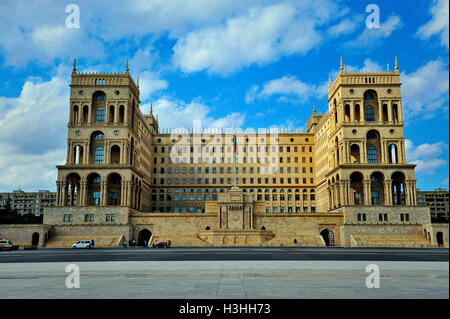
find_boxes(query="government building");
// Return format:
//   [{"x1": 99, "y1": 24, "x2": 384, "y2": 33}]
[{"x1": 13, "y1": 58, "x2": 447, "y2": 248}]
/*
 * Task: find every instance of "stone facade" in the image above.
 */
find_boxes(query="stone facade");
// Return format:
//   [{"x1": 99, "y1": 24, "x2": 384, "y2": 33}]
[{"x1": 9, "y1": 58, "x2": 447, "y2": 248}]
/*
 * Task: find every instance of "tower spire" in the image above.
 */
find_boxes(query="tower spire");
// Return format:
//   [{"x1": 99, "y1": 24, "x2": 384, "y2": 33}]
[
  {"x1": 72, "y1": 58, "x2": 77, "y2": 73},
  {"x1": 125, "y1": 59, "x2": 129, "y2": 73},
  {"x1": 394, "y1": 56, "x2": 399, "y2": 71},
  {"x1": 313, "y1": 104, "x2": 317, "y2": 114},
  {"x1": 340, "y1": 56, "x2": 344, "y2": 71}
]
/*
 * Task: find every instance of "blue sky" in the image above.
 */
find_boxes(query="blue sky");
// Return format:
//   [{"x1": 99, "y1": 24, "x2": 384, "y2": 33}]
[{"x1": 0, "y1": 0, "x2": 448, "y2": 192}]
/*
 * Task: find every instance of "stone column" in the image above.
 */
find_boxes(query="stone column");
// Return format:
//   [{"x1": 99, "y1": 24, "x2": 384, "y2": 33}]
[
  {"x1": 380, "y1": 141, "x2": 386, "y2": 163},
  {"x1": 384, "y1": 179, "x2": 392, "y2": 206},
  {"x1": 404, "y1": 180, "x2": 411, "y2": 205},
  {"x1": 411, "y1": 180, "x2": 417, "y2": 205},
  {"x1": 388, "y1": 101, "x2": 393, "y2": 123},
  {"x1": 61, "y1": 182, "x2": 67, "y2": 206},
  {"x1": 102, "y1": 181, "x2": 109, "y2": 206},
  {"x1": 378, "y1": 103, "x2": 383, "y2": 123},
  {"x1": 328, "y1": 187, "x2": 333, "y2": 209},
  {"x1": 350, "y1": 103, "x2": 355, "y2": 122},
  {"x1": 127, "y1": 182, "x2": 133, "y2": 207},
  {"x1": 362, "y1": 141, "x2": 367, "y2": 163},
  {"x1": 339, "y1": 181, "x2": 345, "y2": 207},
  {"x1": 80, "y1": 181, "x2": 87, "y2": 206},
  {"x1": 56, "y1": 181, "x2": 61, "y2": 206},
  {"x1": 364, "y1": 180, "x2": 371, "y2": 205},
  {"x1": 114, "y1": 104, "x2": 119, "y2": 124}
]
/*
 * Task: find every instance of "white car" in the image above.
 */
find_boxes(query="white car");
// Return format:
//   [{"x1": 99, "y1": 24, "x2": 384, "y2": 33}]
[{"x1": 72, "y1": 240, "x2": 93, "y2": 249}]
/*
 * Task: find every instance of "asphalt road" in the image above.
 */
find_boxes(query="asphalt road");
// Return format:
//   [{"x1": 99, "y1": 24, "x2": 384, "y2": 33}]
[{"x1": 0, "y1": 247, "x2": 448, "y2": 263}]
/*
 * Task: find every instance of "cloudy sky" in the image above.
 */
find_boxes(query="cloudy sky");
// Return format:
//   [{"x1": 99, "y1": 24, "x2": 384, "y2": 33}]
[{"x1": 0, "y1": 0, "x2": 448, "y2": 192}]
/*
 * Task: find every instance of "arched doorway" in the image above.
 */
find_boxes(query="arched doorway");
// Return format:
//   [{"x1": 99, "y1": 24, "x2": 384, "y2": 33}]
[
  {"x1": 138, "y1": 229, "x2": 152, "y2": 246},
  {"x1": 350, "y1": 172, "x2": 364, "y2": 205},
  {"x1": 392, "y1": 172, "x2": 406, "y2": 205},
  {"x1": 32, "y1": 232, "x2": 40, "y2": 246},
  {"x1": 320, "y1": 229, "x2": 335, "y2": 246},
  {"x1": 436, "y1": 232, "x2": 444, "y2": 247}
]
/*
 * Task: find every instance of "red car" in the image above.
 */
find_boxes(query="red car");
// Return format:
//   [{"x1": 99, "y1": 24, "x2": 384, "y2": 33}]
[{"x1": 153, "y1": 240, "x2": 171, "y2": 248}]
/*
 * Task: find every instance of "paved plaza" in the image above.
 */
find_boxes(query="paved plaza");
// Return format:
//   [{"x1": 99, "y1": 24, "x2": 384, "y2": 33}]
[{"x1": 0, "y1": 259, "x2": 448, "y2": 299}]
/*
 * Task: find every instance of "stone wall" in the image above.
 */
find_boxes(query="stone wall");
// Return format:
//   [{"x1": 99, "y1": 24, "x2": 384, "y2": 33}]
[
  {"x1": 44, "y1": 206, "x2": 131, "y2": 225},
  {"x1": 0, "y1": 224, "x2": 53, "y2": 248}
]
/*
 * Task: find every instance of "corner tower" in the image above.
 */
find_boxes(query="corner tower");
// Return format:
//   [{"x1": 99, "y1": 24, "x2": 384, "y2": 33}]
[
  {"x1": 55, "y1": 60, "x2": 153, "y2": 212},
  {"x1": 313, "y1": 57, "x2": 418, "y2": 212}
]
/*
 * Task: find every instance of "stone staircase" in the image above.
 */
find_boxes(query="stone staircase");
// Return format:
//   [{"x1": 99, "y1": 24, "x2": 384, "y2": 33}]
[
  {"x1": 350, "y1": 234, "x2": 431, "y2": 247},
  {"x1": 263, "y1": 235, "x2": 325, "y2": 247},
  {"x1": 44, "y1": 235, "x2": 123, "y2": 248}
]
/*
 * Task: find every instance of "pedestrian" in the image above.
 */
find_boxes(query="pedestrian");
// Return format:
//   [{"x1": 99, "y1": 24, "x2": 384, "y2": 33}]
[
  {"x1": 129, "y1": 239, "x2": 132, "y2": 247},
  {"x1": 132, "y1": 239, "x2": 136, "y2": 246},
  {"x1": 91, "y1": 239, "x2": 95, "y2": 248},
  {"x1": 143, "y1": 240, "x2": 147, "y2": 248}
]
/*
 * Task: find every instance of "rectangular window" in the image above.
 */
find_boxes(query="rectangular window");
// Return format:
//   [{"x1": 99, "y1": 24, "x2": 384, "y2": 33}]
[{"x1": 94, "y1": 147, "x2": 104, "y2": 164}]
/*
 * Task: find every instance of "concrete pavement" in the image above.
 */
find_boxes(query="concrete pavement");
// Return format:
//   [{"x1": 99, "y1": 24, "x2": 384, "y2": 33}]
[{"x1": 0, "y1": 260, "x2": 447, "y2": 299}]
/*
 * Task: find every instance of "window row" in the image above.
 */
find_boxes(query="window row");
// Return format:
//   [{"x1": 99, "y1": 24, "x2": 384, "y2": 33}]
[
  {"x1": 151, "y1": 193, "x2": 315, "y2": 201},
  {"x1": 155, "y1": 166, "x2": 314, "y2": 174},
  {"x1": 154, "y1": 146, "x2": 313, "y2": 153},
  {"x1": 62, "y1": 214, "x2": 116, "y2": 222},
  {"x1": 154, "y1": 156, "x2": 314, "y2": 164},
  {"x1": 154, "y1": 177, "x2": 315, "y2": 185}
]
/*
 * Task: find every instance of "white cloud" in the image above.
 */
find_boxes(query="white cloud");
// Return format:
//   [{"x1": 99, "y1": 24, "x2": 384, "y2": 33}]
[
  {"x1": 246, "y1": 75, "x2": 327, "y2": 103},
  {"x1": 401, "y1": 59, "x2": 449, "y2": 118},
  {"x1": 416, "y1": 0, "x2": 449, "y2": 48},
  {"x1": 345, "y1": 15, "x2": 403, "y2": 48},
  {"x1": 327, "y1": 16, "x2": 361, "y2": 38},
  {"x1": 345, "y1": 58, "x2": 385, "y2": 73},
  {"x1": 172, "y1": 1, "x2": 342, "y2": 75},
  {"x1": 138, "y1": 70, "x2": 169, "y2": 101},
  {"x1": 0, "y1": 0, "x2": 263, "y2": 67},
  {"x1": 405, "y1": 139, "x2": 448, "y2": 175},
  {"x1": 142, "y1": 97, "x2": 245, "y2": 131},
  {"x1": 0, "y1": 66, "x2": 70, "y2": 191}
]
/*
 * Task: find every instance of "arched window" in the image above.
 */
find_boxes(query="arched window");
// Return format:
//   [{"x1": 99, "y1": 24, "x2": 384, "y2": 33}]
[
  {"x1": 350, "y1": 144, "x2": 360, "y2": 163},
  {"x1": 96, "y1": 107, "x2": 105, "y2": 123},
  {"x1": 344, "y1": 104, "x2": 351, "y2": 122},
  {"x1": 392, "y1": 172, "x2": 406, "y2": 205},
  {"x1": 82, "y1": 105, "x2": 89, "y2": 123},
  {"x1": 73, "y1": 105, "x2": 79, "y2": 123},
  {"x1": 393, "y1": 104, "x2": 399, "y2": 122},
  {"x1": 87, "y1": 174, "x2": 101, "y2": 206},
  {"x1": 370, "y1": 172, "x2": 385, "y2": 205},
  {"x1": 119, "y1": 105, "x2": 125, "y2": 123},
  {"x1": 93, "y1": 91, "x2": 106, "y2": 101},
  {"x1": 107, "y1": 173, "x2": 122, "y2": 205},
  {"x1": 388, "y1": 144, "x2": 398, "y2": 163},
  {"x1": 74, "y1": 145, "x2": 83, "y2": 164},
  {"x1": 363, "y1": 90, "x2": 378, "y2": 122},
  {"x1": 111, "y1": 145, "x2": 121, "y2": 164},
  {"x1": 109, "y1": 105, "x2": 115, "y2": 123},
  {"x1": 354, "y1": 104, "x2": 361, "y2": 121},
  {"x1": 350, "y1": 172, "x2": 364, "y2": 205}
]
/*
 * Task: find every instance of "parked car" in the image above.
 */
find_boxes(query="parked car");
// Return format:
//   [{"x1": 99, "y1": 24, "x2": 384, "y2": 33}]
[
  {"x1": 0, "y1": 239, "x2": 12, "y2": 251},
  {"x1": 0, "y1": 239, "x2": 19, "y2": 251},
  {"x1": 72, "y1": 240, "x2": 93, "y2": 249},
  {"x1": 153, "y1": 240, "x2": 171, "y2": 248}
]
